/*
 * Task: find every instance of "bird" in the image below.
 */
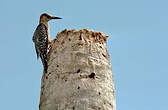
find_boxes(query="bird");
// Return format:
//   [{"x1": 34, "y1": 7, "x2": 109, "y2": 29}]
[{"x1": 32, "y1": 13, "x2": 62, "y2": 73}]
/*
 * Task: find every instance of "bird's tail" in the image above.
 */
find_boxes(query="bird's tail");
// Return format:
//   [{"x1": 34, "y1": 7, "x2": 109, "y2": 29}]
[{"x1": 40, "y1": 54, "x2": 48, "y2": 73}]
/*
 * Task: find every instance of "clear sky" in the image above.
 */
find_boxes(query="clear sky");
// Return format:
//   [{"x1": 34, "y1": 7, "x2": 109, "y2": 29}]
[{"x1": 0, "y1": 0, "x2": 168, "y2": 110}]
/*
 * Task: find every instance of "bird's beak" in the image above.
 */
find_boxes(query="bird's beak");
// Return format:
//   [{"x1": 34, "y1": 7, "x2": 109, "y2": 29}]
[{"x1": 51, "y1": 16, "x2": 62, "y2": 19}]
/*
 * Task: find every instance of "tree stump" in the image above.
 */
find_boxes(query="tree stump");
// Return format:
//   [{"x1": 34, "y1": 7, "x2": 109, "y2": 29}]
[{"x1": 39, "y1": 29, "x2": 116, "y2": 110}]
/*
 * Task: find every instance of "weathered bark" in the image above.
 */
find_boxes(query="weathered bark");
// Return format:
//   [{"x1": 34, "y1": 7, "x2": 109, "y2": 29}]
[{"x1": 39, "y1": 29, "x2": 116, "y2": 110}]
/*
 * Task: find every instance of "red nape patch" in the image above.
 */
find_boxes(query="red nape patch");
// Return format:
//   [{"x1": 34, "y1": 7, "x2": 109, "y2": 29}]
[
  {"x1": 40, "y1": 14, "x2": 44, "y2": 20},
  {"x1": 40, "y1": 13, "x2": 50, "y2": 20}
]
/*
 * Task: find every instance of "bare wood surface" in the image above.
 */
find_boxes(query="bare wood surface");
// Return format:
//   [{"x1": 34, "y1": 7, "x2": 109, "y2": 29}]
[{"x1": 39, "y1": 29, "x2": 116, "y2": 110}]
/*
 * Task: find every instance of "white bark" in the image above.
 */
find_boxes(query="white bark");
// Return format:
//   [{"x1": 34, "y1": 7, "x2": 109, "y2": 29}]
[{"x1": 39, "y1": 29, "x2": 116, "y2": 110}]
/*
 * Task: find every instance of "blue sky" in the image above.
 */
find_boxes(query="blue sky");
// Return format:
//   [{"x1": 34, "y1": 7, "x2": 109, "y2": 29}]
[{"x1": 0, "y1": 0, "x2": 168, "y2": 110}]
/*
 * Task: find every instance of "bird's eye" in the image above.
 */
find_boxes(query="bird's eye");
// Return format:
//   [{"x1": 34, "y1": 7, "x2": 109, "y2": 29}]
[{"x1": 47, "y1": 16, "x2": 50, "y2": 19}]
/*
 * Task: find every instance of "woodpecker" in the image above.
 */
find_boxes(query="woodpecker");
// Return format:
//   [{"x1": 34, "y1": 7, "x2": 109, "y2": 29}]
[{"x1": 32, "y1": 13, "x2": 62, "y2": 72}]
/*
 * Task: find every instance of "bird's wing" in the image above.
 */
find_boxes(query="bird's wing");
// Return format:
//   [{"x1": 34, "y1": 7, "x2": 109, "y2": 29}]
[
  {"x1": 32, "y1": 24, "x2": 48, "y2": 59},
  {"x1": 35, "y1": 44, "x2": 40, "y2": 59}
]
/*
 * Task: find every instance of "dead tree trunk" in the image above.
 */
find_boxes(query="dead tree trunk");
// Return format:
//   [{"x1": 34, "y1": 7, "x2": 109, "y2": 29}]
[{"x1": 39, "y1": 29, "x2": 116, "y2": 110}]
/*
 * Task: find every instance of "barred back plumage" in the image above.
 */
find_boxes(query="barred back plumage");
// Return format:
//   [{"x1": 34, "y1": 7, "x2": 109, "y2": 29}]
[{"x1": 33, "y1": 23, "x2": 48, "y2": 72}]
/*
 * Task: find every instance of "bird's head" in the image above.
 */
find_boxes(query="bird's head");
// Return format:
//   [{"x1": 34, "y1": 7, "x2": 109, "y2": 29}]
[{"x1": 39, "y1": 13, "x2": 62, "y2": 23}]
